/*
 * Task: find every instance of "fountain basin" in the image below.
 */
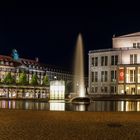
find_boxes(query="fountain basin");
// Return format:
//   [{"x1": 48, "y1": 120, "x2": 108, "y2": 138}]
[{"x1": 71, "y1": 96, "x2": 91, "y2": 104}]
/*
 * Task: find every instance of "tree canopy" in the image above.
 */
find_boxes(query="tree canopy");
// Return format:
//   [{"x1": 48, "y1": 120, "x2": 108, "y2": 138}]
[
  {"x1": 3, "y1": 72, "x2": 15, "y2": 84},
  {"x1": 43, "y1": 75, "x2": 49, "y2": 86},
  {"x1": 18, "y1": 71, "x2": 28, "y2": 85},
  {"x1": 30, "y1": 74, "x2": 38, "y2": 86}
]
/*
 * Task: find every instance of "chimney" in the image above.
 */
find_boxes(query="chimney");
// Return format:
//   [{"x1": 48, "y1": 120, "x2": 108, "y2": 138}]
[{"x1": 35, "y1": 57, "x2": 39, "y2": 62}]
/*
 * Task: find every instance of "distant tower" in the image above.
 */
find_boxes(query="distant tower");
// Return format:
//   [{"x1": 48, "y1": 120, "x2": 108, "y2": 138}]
[{"x1": 12, "y1": 49, "x2": 19, "y2": 60}]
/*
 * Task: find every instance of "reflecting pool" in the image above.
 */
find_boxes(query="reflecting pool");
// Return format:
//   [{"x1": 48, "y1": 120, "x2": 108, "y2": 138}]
[{"x1": 0, "y1": 100, "x2": 140, "y2": 111}]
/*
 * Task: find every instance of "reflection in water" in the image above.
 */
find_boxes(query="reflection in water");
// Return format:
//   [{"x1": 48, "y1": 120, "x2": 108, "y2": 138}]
[
  {"x1": 0, "y1": 100, "x2": 140, "y2": 111},
  {"x1": 0, "y1": 100, "x2": 49, "y2": 110},
  {"x1": 137, "y1": 102, "x2": 140, "y2": 111},
  {"x1": 72, "y1": 104, "x2": 89, "y2": 111},
  {"x1": 117, "y1": 101, "x2": 124, "y2": 111},
  {"x1": 89, "y1": 101, "x2": 140, "y2": 112},
  {"x1": 49, "y1": 100, "x2": 65, "y2": 111}
]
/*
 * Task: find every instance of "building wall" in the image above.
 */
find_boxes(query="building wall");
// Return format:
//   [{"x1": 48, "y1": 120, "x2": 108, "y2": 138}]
[
  {"x1": 89, "y1": 50, "x2": 120, "y2": 95},
  {"x1": 121, "y1": 49, "x2": 140, "y2": 64},
  {"x1": 89, "y1": 49, "x2": 140, "y2": 95},
  {"x1": 113, "y1": 36, "x2": 140, "y2": 48},
  {"x1": 89, "y1": 33, "x2": 140, "y2": 95},
  {"x1": 0, "y1": 56, "x2": 75, "y2": 98}
]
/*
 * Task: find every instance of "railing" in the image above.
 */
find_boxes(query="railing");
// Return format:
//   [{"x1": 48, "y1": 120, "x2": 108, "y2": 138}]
[{"x1": 89, "y1": 47, "x2": 140, "y2": 53}]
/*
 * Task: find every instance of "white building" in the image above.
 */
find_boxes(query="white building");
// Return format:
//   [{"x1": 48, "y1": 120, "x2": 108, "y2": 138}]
[{"x1": 89, "y1": 32, "x2": 140, "y2": 95}]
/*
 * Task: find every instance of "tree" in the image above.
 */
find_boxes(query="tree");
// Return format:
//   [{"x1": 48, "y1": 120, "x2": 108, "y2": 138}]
[
  {"x1": 43, "y1": 75, "x2": 49, "y2": 86},
  {"x1": 30, "y1": 74, "x2": 38, "y2": 86},
  {"x1": 18, "y1": 71, "x2": 28, "y2": 85},
  {"x1": 3, "y1": 72, "x2": 15, "y2": 84}
]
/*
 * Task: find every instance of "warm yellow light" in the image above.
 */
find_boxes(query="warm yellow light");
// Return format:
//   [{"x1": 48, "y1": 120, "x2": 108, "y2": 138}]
[
  {"x1": 137, "y1": 102, "x2": 140, "y2": 111},
  {"x1": 121, "y1": 90, "x2": 124, "y2": 94},
  {"x1": 50, "y1": 80, "x2": 65, "y2": 100},
  {"x1": 50, "y1": 102, "x2": 65, "y2": 111},
  {"x1": 121, "y1": 101, "x2": 124, "y2": 111}
]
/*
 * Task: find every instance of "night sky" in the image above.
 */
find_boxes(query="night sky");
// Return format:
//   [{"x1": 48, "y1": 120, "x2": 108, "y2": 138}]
[{"x1": 0, "y1": 1, "x2": 140, "y2": 75}]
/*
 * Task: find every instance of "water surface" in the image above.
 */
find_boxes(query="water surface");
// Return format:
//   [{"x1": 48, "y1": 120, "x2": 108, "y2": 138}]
[{"x1": 0, "y1": 100, "x2": 140, "y2": 112}]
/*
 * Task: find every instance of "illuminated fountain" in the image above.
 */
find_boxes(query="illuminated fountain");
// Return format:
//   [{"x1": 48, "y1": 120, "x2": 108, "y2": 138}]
[{"x1": 71, "y1": 34, "x2": 90, "y2": 104}]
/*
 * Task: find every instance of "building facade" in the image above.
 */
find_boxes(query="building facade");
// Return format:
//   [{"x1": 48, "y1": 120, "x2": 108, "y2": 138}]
[
  {"x1": 89, "y1": 32, "x2": 140, "y2": 95},
  {"x1": 0, "y1": 50, "x2": 73, "y2": 98}
]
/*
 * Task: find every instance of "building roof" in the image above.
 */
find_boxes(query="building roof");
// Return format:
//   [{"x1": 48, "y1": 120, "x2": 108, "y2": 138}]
[
  {"x1": 89, "y1": 47, "x2": 140, "y2": 54},
  {"x1": 0, "y1": 54, "x2": 71, "y2": 74},
  {"x1": 0, "y1": 55, "x2": 21, "y2": 67},
  {"x1": 114, "y1": 32, "x2": 140, "y2": 38},
  {"x1": 0, "y1": 55, "x2": 12, "y2": 61}
]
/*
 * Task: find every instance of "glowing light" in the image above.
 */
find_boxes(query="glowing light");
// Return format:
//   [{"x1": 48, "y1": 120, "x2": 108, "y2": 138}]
[
  {"x1": 74, "y1": 34, "x2": 85, "y2": 97},
  {"x1": 25, "y1": 93, "x2": 29, "y2": 97},
  {"x1": 121, "y1": 101, "x2": 124, "y2": 111},
  {"x1": 137, "y1": 102, "x2": 140, "y2": 111},
  {"x1": 12, "y1": 94, "x2": 16, "y2": 97},
  {"x1": 49, "y1": 100, "x2": 65, "y2": 111},
  {"x1": 121, "y1": 90, "x2": 124, "y2": 94},
  {"x1": 50, "y1": 80, "x2": 65, "y2": 100}
]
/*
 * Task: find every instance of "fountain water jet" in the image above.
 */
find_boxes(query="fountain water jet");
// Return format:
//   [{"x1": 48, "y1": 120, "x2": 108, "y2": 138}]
[{"x1": 71, "y1": 34, "x2": 90, "y2": 104}]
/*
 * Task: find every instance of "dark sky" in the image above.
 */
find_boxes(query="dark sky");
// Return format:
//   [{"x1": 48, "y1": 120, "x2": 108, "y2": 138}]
[{"x1": 0, "y1": 1, "x2": 140, "y2": 74}]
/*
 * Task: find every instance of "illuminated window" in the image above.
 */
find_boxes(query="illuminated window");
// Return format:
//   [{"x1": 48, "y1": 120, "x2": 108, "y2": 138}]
[
  {"x1": 130, "y1": 70, "x2": 135, "y2": 82},
  {"x1": 126, "y1": 67, "x2": 135, "y2": 83},
  {"x1": 130, "y1": 54, "x2": 137, "y2": 64},
  {"x1": 92, "y1": 57, "x2": 98, "y2": 66},
  {"x1": 138, "y1": 68, "x2": 140, "y2": 83}
]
